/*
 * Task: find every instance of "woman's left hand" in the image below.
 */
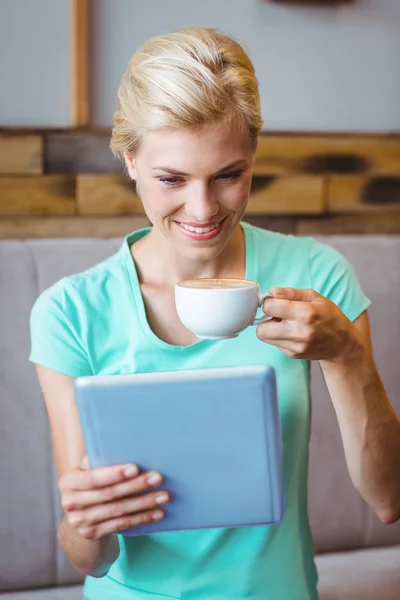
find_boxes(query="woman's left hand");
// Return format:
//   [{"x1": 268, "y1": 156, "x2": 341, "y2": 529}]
[{"x1": 256, "y1": 287, "x2": 361, "y2": 362}]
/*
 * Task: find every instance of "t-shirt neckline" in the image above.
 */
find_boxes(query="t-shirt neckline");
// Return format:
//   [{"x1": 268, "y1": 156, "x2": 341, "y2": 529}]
[{"x1": 121, "y1": 221, "x2": 255, "y2": 351}]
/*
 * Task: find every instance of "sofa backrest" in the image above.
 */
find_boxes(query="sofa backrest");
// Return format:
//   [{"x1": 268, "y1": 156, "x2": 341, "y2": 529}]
[
  {"x1": 0, "y1": 235, "x2": 399, "y2": 591},
  {"x1": 308, "y1": 236, "x2": 400, "y2": 554}
]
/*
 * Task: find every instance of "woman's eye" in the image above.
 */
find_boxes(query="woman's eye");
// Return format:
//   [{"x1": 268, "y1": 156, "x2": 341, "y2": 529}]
[
  {"x1": 218, "y1": 171, "x2": 243, "y2": 181},
  {"x1": 159, "y1": 176, "x2": 183, "y2": 186},
  {"x1": 158, "y1": 171, "x2": 243, "y2": 186}
]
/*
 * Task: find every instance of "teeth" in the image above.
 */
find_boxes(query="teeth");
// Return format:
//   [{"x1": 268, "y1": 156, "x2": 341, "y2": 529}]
[{"x1": 180, "y1": 222, "x2": 220, "y2": 234}]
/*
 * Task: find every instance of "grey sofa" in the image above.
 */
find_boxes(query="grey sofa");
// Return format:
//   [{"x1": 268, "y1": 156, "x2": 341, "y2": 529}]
[{"x1": 1, "y1": 235, "x2": 399, "y2": 600}]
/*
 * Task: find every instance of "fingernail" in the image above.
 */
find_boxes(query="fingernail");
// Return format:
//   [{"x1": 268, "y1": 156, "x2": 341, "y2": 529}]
[
  {"x1": 147, "y1": 471, "x2": 162, "y2": 486},
  {"x1": 156, "y1": 493, "x2": 169, "y2": 505},
  {"x1": 152, "y1": 510, "x2": 164, "y2": 521},
  {"x1": 124, "y1": 464, "x2": 138, "y2": 477},
  {"x1": 271, "y1": 287, "x2": 284, "y2": 297}
]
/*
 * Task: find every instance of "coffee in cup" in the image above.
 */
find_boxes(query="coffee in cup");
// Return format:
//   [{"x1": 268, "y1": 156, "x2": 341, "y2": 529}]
[{"x1": 175, "y1": 278, "x2": 271, "y2": 340}]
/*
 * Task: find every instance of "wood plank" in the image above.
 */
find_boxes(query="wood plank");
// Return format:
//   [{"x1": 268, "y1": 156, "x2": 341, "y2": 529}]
[
  {"x1": 77, "y1": 175, "x2": 143, "y2": 214},
  {"x1": 0, "y1": 135, "x2": 43, "y2": 174},
  {"x1": 71, "y1": 0, "x2": 89, "y2": 126},
  {"x1": 327, "y1": 176, "x2": 400, "y2": 213},
  {"x1": 255, "y1": 135, "x2": 400, "y2": 176},
  {"x1": 45, "y1": 132, "x2": 122, "y2": 174},
  {"x1": 246, "y1": 176, "x2": 325, "y2": 215},
  {"x1": 0, "y1": 176, "x2": 76, "y2": 215},
  {"x1": 0, "y1": 216, "x2": 150, "y2": 239},
  {"x1": 296, "y1": 214, "x2": 400, "y2": 235}
]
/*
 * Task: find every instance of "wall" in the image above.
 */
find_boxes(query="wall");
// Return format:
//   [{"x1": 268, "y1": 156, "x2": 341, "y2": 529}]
[
  {"x1": 91, "y1": 0, "x2": 400, "y2": 131},
  {"x1": 0, "y1": 0, "x2": 71, "y2": 127},
  {"x1": 0, "y1": 0, "x2": 399, "y2": 130}
]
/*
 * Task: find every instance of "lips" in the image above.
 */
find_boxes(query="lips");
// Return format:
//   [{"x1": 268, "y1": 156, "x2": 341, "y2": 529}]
[
  {"x1": 176, "y1": 218, "x2": 226, "y2": 241},
  {"x1": 180, "y1": 221, "x2": 221, "y2": 234}
]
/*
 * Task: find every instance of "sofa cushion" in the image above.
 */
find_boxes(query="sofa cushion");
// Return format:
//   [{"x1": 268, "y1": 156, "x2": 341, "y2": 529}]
[
  {"x1": 309, "y1": 236, "x2": 400, "y2": 554},
  {"x1": 0, "y1": 584, "x2": 83, "y2": 600},
  {"x1": 0, "y1": 243, "x2": 56, "y2": 590},
  {"x1": 316, "y1": 545, "x2": 400, "y2": 600}
]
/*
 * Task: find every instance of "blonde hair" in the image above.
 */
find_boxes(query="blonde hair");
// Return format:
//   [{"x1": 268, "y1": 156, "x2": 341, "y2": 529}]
[{"x1": 110, "y1": 27, "x2": 263, "y2": 160}]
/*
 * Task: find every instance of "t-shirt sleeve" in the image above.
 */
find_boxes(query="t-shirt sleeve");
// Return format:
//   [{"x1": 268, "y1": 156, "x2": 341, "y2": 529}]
[
  {"x1": 308, "y1": 238, "x2": 371, "y2": 322},
  {"x1": 29, "y1": 281, "x2": 93, "y2": 377}
]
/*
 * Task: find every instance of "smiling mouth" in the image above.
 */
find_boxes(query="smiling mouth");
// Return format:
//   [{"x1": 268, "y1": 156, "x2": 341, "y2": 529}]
[{"x1": 178, "y1": 221, "x2": 223, "y2": 234}]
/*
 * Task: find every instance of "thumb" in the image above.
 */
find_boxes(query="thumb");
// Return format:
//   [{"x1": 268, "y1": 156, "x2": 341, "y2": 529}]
[
  {"x1": 79, "y1": 455, "x2": 90, "y2": 470},
  {"x1": 269, "y1": 287, "x2": 318, "y2": 302}
]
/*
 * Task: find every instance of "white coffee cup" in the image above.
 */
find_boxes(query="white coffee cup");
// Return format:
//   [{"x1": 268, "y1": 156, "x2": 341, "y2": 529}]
[{"x1": 175, "y1": 278, "x2": 271, "y2": 340}]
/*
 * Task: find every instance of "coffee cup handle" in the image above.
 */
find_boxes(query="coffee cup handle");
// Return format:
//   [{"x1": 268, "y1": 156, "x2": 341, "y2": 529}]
[{"x1": 252, "y1": 293, "x2": 273, "y2": 326}]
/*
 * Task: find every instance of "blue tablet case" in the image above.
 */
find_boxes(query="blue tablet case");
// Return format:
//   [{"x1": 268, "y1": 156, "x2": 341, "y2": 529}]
[{"x1": 74, "y1": 365, "x2": 285, "y2": 535}]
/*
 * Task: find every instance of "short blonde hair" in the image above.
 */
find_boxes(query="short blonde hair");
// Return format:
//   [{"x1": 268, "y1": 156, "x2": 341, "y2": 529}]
[{"x1": 110, "y1": 27, "x2": 263, "y2": 160}]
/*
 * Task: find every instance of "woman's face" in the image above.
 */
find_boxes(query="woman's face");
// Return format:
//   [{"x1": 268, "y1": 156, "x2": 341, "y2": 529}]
[{"x1": 124, "y1": 121, "x2": 256, "y2": 262}]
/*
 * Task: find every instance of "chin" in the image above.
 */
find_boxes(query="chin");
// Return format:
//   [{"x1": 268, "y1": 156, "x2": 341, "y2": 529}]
[{"x1": 179, "y1": 239, "x2": 228, "y2": 262}]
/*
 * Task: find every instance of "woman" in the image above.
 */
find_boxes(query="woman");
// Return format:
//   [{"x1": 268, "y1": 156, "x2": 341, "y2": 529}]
[{"x1": 30, "y1": 27, "x2": 400, "y2": 600}]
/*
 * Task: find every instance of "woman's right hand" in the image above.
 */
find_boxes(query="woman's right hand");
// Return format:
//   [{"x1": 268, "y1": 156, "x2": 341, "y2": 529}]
[{"x1": 59, "y1": 456, "x2": 171, "y2": 540}]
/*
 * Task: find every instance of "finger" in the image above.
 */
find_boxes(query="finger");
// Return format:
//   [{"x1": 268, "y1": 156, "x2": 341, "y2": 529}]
[
  {"x1": 77, "y1": 509, "x2": 165, "y2": 540},
  {"x1": 62, "y1": 470, "x2": 163, "y2": 511},
  {"x1": 80, "y1": 456, "x2": 90, "y2": 470},
  {"x1": 68, "y1": 489, "x2": 172, "y2": 528},
  {"x1": 256, "y1": 336, "x2": 301, "y2": 358},
  {"x1": 60, "y1": 462, "x2": 141, "y2": 494},
  {"x1": 261, "y1": 298, "x2": 300, "y2": 321},
  {"x1": 256, "y1": 319, "x2": 290, "y2": 341},
  {"x1": 270, "y1": 287, "x2": 318, "y2": 302}
]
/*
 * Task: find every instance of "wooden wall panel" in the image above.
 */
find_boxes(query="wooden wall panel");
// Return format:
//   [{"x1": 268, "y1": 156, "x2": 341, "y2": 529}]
[
  {"x1": 0, "y1": 216, "x2": 150, "y2": 239},
  {"x1": 0, "y1": 132, "x2": 399, "y2": 237},
  {"x1": 0, "y1": 135, "x2": 43, "y2": 174},
  {"x1": 71, "y1": 0, "x2": 89, "y2": 126},
  {"x1": 45, "y1": 133, "x2": 122, "y2": 174},
  {"x1": 246, "y1": 175, "x2": 324, "y2": 214},
  {"x1": 255, "y1": 135, "x2": 400, "y2": 176},
  {"x1": 296, "y1": 214, "x2": 400, "y2": 235},
  {"x1": 77, "y1": 175, "x2": 143, "y2": 214},
  {"x1": 0, "y1": 176, "x2": 76, "y2": 215},
  {"x1": 327, "y1": 176, "x2": 400, "y2": 212}
]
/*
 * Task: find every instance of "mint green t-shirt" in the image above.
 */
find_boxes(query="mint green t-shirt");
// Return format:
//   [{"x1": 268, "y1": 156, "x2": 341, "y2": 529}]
[{"x1": 29, "y1": 222, "x2": 370, "y2": 600}]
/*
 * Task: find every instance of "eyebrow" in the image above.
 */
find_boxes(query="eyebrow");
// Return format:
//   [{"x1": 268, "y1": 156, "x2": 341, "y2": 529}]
[{"x1": 151, "y1": 159, "x2": 249, "y2": 177}]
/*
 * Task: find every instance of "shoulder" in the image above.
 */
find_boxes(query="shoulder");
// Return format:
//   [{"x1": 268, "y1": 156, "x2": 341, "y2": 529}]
[
  {"x1": 31, "y1": 246, "x2": 126, "y2": 325},
  {"x1": 243, "y1": 221, "x2": 312, "y2": 262},
  {"x1": 29, "y1": 247, "x2": 128, "y2": 377},
  {"x1": 244, "y1": 222, "x2": 349, "y2": 271}
]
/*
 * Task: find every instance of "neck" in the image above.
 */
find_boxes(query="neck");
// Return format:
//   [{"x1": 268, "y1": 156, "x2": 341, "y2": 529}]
[{"x1": 131, "y1": 224, "x2": 245, "y2": 286}]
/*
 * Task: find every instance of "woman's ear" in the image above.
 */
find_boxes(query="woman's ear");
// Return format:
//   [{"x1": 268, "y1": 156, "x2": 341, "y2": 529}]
[{"x1": 124, "y1": 151, "x2": 137, "y2": 180}]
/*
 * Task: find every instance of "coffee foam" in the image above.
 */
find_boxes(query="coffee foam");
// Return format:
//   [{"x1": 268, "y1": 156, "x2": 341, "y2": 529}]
[{"x1": 178, "y1": 278, "x2": 256, "y2": 290}]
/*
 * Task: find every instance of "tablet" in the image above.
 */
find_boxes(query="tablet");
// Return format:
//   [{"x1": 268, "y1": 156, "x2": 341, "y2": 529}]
[{"x1": 74, "y1": 365, "x2": 285, "y2": 536}]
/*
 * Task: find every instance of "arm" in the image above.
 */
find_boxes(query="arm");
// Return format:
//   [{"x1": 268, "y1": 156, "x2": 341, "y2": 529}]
[
  {"x1": 319, "y1": 311, "x2": 400, "y2": 524},
  {"x1": 257, "y1": 288, "x2": 400, "y2": 524},
  {"x1": 35, "y1": 365, "x2": 120, "y2": 577}
]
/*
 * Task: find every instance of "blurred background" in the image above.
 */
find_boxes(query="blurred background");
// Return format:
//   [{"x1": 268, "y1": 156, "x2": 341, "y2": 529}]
[{"x1": 0, "y1": 0, "x2": 399, "y2": 240}]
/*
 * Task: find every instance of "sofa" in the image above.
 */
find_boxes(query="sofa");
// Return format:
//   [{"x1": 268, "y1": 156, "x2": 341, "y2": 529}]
[{"x1": 0, "y1": 234, "x2": 399, "y2": 600}]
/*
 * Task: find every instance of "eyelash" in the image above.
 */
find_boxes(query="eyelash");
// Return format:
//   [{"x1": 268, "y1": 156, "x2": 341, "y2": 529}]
[{"x1": 158, "y1": 171, "x2": 244, "y2": 187}]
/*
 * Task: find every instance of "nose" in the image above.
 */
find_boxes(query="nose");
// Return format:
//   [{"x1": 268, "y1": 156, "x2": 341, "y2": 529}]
[{"x1": 185, "y1": 183, "x2": 219, "y2": 223}]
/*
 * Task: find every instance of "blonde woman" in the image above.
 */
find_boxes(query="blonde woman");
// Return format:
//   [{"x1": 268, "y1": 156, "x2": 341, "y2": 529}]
[{"x1": 30, "y1": 27, "x2": 400, "y2": 600}]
